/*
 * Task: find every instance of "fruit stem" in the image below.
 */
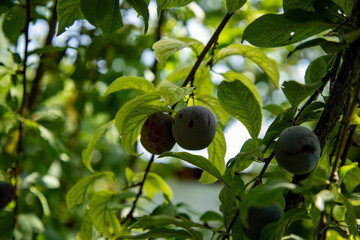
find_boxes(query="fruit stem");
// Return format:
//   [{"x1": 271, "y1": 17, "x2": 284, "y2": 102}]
[
  {"x1": 122, "y1": 154, "x2": 155, "y2": 223},
  {"x1": 181, "y1": 12, "x2": 234, "y2": 88}
]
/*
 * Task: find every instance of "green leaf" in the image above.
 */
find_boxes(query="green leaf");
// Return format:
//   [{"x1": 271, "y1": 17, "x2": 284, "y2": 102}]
[
  {"x1": 240, "y1": 179, "x2": 296, "y2": 225},
  {"x1": 196, "y1": 95, "x2": 230, "y2": 125},
  {"x1": 200, "y1": 124, "x2": 226, "y2": 184},
  {"x1": 89, "y1": 191, "x2": 121, "y2": 239},
  {"x1": 339, "y1": 162, "x2": 360, "y2": 193},
  {"x1": 221, "y1": 71, "x2": 263, "y2": 104},
  {"x1": 282, "y1": 81, "x2": 321, "y2": 113},
  {"x1": 126, "y1": 0, "x2": 150, "y2": 33},
  {"x1": 125, "y1": 168, "x2": 173, "y2": 200},
  {"x1": 305, "y1": 55, "x2": 334, "y2": 84},
  {"x1": 158, "y1": 80, "x2": 195, "y2": 106},
  {"x1": 104, "y1": 76, "x2": 155, "y2": 96},
  {"x1": 226, "y1": 0, "x2": 246, "y2": 13},
  {"x1": 0, "y1": 0, "x2": 13, "y2": 15},
  {"x1": 115, "y1": 93, "x2": 171, "y2": 155},
  {"x1": 288, "y1": 38, "x2": 344, "y2": 56},
  {"x1": 262, "y1": 107, "x2": 294, "y2": 147},
  {"x1": 217, "y1": 45, "x2": 280, "y2": 88},
  {"x1": 263, "y1": 104, "x2": 284, "y2": 116},
  {"x1": 56, "y1": 0, "x2": 84, "y2": 36},
  {"x1": 283, "y1": 0, "x2": 314, "y2": 12},
  {"x1": 98, "y1": 0, "x2": 123, "y2": 39},
  {"x1": 333, "y1": 0, "x2": 355, "y2": 16},
  {"x1": 227, "y1": 140, "x2": 265, "y2": 173},
  {"x1": 219, "y1": 175, "x2": 243, "y2": 230},
  {"x1": 29, "y1": 187, "x2": 51, "y2": 217},
  {"x1": 341, "y1": 194, "x2": 359, "y2": 238},
  {"x1": 116, "y1": 228, "x2": 192, "y2": 239},
  {"x1": 243, "y1": 10, "x2": 337, "y2": 48},
  {"x1": 153, "y1": 38, "x2": 201, "y2": 66},
  {"x1": 157, "y1": 0, "x2": 194, "y2": 12},
  {"x1": 313, "y1": 0, "x2": 348, "y2": 24},
  {"x1": 200, "y1": 211, "x2": 223, "y2": 222},
  {"x1": 66, "y1": 172, "x2": 115, "y2": 208},
  {"x1": 78, "y1": 209, "x2": 93, "y2": 240},
  {"x1": 159, "y1": 152, "x2": 227, "y2": 186},
  {"x1": 3, "y1": 6, "x2": 25, "y2": 44},
  {"x1": 166, "y1": 66, "x2": 192, "y2": 83},
  {"x1": 17, "y1": 214, "x2": 45, "y2": 237},
  {"x1": 261, "y1": 208, "x2": 308, "y2": 240},
  {"x1": 82, "y1": 120, "x2": 114, "y2": 172},
  {"x1": 131, "y1": 215, "x2": 203, "y2": 230},
  {"x1": 144, "y1": 172, "x2": 173, "y2": 200},
  {"x1": 218, "y1": 80, "x2": 262, "y2": 141},
  {"x1": 80, "y1": 0, "x2": 123, "y2": 39}
]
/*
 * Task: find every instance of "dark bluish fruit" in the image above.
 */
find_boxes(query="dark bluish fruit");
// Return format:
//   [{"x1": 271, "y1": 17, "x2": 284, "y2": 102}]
[
  {"x1": 172, "y1": 106, "x2": 216, "y2": 150},
  {"x1": 0, "y1": 181, "x2": 15, "y2": 209},
  {"x1": 244, "y1": 203, "x2": 283, "y2": 240},
  {"x1": 274, "y1": 126, "x2": 321, "y2": 175},
  {"x1": 140, "y1": 113, "x2": 175, "y2": 155}
]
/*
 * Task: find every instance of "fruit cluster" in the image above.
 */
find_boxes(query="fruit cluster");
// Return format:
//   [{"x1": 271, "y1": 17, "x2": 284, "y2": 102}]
[{"x1": 140, "y1": 106, "x2": 216, "y2": 154}]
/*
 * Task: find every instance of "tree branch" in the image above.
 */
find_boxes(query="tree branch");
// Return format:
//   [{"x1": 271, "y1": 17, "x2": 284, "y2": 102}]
[
  {"x1": 14, "y1": 0, "x2": 32, "y2": 233},
  {"x1": 181, "y1": 12, "x2": 233, "y2": 88},
  {"x1": 122, "y1": 154, "x2": 155, "y2": 223},
  {"x1": 27, "y1": 0, "x2": 59, "y2": 110}
]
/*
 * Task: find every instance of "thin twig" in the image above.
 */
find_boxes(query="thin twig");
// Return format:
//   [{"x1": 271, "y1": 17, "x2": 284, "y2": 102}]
[
  {"x1": 340, "y1": 125, "x2": 357, "y2": 167},
  {"x1": 151, "y1": 10, "x2": 164, "y2": 86},
  {"x1": 252, "y1": 151, "x2": 274, "y2": 188},
  {"x1": 329, "y1": 76, "x2": 360, "y2": 183},
  {"x1": 122, "y1": 155, "x2": 155, "y2": 223},
  {"x1": 181, "y1": 12, "x2": 233, "y2": 88},
  {"x1": 221, "y1": 210, "x2": 240, "y2": 240}
]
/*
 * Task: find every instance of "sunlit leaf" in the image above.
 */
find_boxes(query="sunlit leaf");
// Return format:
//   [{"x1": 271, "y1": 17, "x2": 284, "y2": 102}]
[
  {"x1": 221, "y1": 71, "x2": 263, "y2": 104},
  {"x1": 29, "y1": 187, "x2": 51, "y2": 217},
  {"x1": 226, "y1": 0, "x2": 246, "y2": 13},
  {"x1": 89, "y1": 191, "x2": 121, "y2": 239},
  {"x1": 158, "y1": 80, "x2": 194, "y2": 105},
  {"x1": 217, "y1": 44, "x2": 279, "y2": 88},
  {"x1": 66, "y1": 172, "x2": 115, "y2": 208},
  {"x1": 115, "y1": 93, "x2": 171, "y2": 155},
  {"x1": 196, "y1": 95, "x2": 230, "y2": 125},
  {"x1": 218, "y1": 80, "x2": 262, "y2": 141},
  {"x1": 82, "y1": 120, "x2": 114, "y2": 172},
  {"x1": 200, "y1": 124, "x2": 226, "y2": 184},
  {"x1": 153, "y1": 38, "x2": 201, "y2": 66},
  {"x1": 104, "y1": 76, "x2": 155, "y2": 96},
  {"x1": 78, "y1": 209, "x2": 93, "y2": 240}
]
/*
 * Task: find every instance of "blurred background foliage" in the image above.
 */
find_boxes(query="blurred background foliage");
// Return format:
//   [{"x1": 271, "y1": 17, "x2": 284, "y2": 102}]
[{"x1": 1, "y1": 0, "x2": 357, "y2": 239}]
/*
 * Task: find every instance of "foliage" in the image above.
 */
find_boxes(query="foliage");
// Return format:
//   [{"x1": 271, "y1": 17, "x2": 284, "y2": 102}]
[{"x1": 1, "y1": 0, "x2": 360, "y2": 239}]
